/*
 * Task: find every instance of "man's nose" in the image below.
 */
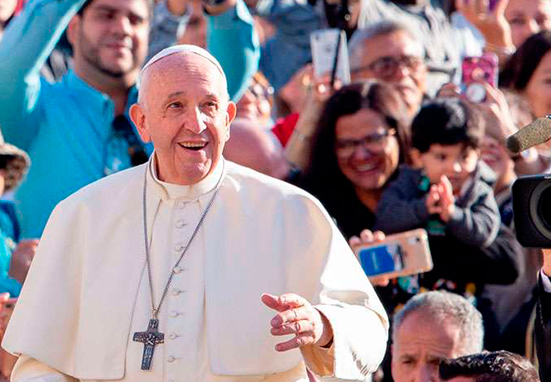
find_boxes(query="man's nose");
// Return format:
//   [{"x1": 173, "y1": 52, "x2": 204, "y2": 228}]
[
  {"x1": 527, "y1": 19, "x2": 541, "y2": 36},
  {"x1": 389, "y1": 64, "x2": 412, "y2": 82},
  {"x1": 414, "y1": 365, "x2": 438, "y2": 382},
  {"x1": 184, "y1": 108, "x2": 207, "y2": 134},
  {"x1": 112, "y1": 16, "x2": 133, "y2": 36}
]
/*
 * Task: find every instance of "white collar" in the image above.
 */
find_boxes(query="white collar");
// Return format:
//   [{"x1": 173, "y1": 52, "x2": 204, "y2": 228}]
[{"x1": 147, "y1": 153, "x2": 225, "y2": 201}]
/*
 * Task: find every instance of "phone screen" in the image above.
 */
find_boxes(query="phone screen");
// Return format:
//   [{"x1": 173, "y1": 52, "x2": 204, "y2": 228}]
[
  {"x1": 310, "y1": 29, "x2": 351, "y2": 85},
  {"x1": 358, "y1": 244, "x2": 404, "y2": 276}
]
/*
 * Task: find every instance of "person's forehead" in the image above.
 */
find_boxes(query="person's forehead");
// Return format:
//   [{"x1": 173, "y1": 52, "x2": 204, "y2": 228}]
[
  {"x1": 86, "y1": 0, "x2": 149, "y2": 17},
  {"x1": 144, "y1": 53, "x2": 227, "y2": 97},
  {"x1": 394, "y1": 312, "x2": 463, "y2": 358},
  {"x1": 335, "y1": 109, "x2": 388, "y2": 138},
  {"x1": 506, "y1": 0, "x2": 551, "y2": 15},
  {"x1": 362, "y1": 31, "x2": 422, "y2": 62},
  {"x1": 427, "y1": 143, "x2": 469, "y2": 155}
]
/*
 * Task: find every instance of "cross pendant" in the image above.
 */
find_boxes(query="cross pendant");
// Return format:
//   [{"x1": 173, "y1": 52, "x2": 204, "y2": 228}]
[{"x1": 133, "y1": 318, "x2": 165, "y2": 370}]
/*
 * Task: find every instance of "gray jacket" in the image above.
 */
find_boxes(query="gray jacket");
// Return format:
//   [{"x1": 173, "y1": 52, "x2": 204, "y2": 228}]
[{"x1": 375, "y1": 164, "x2": 501, "y2": 248}]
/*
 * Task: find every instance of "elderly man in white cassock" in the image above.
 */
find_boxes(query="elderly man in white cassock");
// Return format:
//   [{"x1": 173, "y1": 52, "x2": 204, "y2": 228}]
[{"x1": 2, "y1": 45, "x2": 388, "y2": 381}]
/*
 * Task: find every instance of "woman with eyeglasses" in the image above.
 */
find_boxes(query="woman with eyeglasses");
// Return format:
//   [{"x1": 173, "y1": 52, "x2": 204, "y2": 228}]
[{"x1": 299, "y1": 81, "x2": 411, "y2": 239}]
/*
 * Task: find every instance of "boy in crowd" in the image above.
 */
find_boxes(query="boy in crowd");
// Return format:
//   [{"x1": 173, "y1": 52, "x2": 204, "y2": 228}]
[{"x1": 375, "y1": 98, "x2": 500, "y2": 249}]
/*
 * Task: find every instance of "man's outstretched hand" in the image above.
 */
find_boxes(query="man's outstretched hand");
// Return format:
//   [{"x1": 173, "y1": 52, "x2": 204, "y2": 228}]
[{"x1": 261, "y1": 293, "x2": 333, "y2": 352}]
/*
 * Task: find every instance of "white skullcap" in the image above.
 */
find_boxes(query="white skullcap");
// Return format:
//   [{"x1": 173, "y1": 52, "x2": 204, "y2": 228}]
[{"x1": 138, "y1": 44, "x2": 227, "y2": 88}]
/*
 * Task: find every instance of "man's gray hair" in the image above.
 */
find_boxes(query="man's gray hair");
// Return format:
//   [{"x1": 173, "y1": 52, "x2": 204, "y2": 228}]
[
  {"x1": 348, "y1": 21, "x2": 424, "y2": 70},
  {"x1": 392, "y1": 291, "x2": 484, "y2": 355}
]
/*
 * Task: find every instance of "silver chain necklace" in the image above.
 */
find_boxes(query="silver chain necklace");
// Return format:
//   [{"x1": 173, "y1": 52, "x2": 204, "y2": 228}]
[{"x1": 133, "y1": 166, "x2": 219, "y2": 371}]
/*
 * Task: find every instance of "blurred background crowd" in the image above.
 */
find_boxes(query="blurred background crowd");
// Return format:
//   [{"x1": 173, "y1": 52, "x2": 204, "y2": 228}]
[{"x1": 0, "y1": 0, "x2": 551, "y2": 380}]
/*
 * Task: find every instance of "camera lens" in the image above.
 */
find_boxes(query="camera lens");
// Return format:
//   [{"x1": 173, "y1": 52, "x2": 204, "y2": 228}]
[
  {"x1": 530, "y1": 181, "x2": 551, "y2": 240},
  {"x1": 537, "y1": 186, "x2": 551, "y2": 232}
]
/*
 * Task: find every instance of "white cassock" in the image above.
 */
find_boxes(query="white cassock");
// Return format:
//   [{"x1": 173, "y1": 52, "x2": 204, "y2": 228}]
[{"x1": 3, "y1": 156, "x2": 388, "y2": 382}]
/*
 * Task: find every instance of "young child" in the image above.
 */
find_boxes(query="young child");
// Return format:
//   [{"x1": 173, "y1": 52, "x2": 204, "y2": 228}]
[{"x1": 375, "y1": 98, "x2": 501, "y2": 249}]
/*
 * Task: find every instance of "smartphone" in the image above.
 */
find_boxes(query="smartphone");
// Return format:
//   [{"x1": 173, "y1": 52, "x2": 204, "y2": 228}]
[
  {"x1": 461, "y1": 53, "x2": 499, "y2": 103},
  {"x1": 354, "y1": 229, "x2": 433, "y2": 278},
  {"x1": 310, "y1": 29, "x2": 351, "y2": 86}
]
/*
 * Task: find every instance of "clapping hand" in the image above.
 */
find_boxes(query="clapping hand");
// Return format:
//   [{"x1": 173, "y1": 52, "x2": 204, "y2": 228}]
[
  {"x1": 261, "y1": 293, "x2": 333, "y2": 351},
  {"x1": 425, "y1": 176, "x2": 456, "y2": 222}
]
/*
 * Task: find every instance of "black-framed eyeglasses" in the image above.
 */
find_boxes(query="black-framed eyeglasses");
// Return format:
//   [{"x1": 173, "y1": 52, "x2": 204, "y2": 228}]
[
  {"x1": 351, "y1": 55, "x2": 423, "y2": 79},
  {"x1": 335, "y1": 129, "x2": 396, "y2": 158},
  {"x1": 104, "y1": 115, "x2": 148, "y2": 176}
]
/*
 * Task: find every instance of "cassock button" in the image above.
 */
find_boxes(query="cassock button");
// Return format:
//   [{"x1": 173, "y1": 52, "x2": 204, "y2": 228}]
[
  {"x1": 174, "y1": 244, "x2": 184, "y2": 252},
  {"x1": 175, "y1": 220, "x2": 186, "y2": 229},
  {"x1": 172, "y1": 288, "x2": 182, "y2": 296},
  {"x1": 167, "y1": 355, "x2": 176, "y2": 363},
  {"x1": 177, "y1": 201, "x2": 187, "y2": 209},
  {"x1": 169, "y1": 332, "x2": 178, "y2": 340},
  {"x1": 170, "y1": 311, "x2": 179, "y2": 317},
  {"x1": 173, "y1": 266, "x2": 182, "y2": 274}
]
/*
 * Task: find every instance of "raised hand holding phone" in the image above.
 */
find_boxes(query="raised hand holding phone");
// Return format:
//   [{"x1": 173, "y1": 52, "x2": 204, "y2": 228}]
[
  {"x1": 310, "y1": 29, "x2": 351, "y2": 88},
  {"x1": 350, "y1": 229, "x2": 433, "y2": 282}
]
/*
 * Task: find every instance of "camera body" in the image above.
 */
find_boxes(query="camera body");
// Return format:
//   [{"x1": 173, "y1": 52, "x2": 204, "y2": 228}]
[{"x1": 512, "y1": 175, "x2": 551, "y2": 247}]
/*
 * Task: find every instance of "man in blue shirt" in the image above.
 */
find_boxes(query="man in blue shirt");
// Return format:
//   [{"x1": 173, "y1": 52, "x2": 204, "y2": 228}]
[{"x1": 0, "y1": 0, "x2": 258, "y2": 238}]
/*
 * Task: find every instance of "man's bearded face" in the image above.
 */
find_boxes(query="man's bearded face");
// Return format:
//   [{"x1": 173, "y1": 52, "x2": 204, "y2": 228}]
[{"x1": 73, "y1": 0, "x2": 150, "y2": 83}]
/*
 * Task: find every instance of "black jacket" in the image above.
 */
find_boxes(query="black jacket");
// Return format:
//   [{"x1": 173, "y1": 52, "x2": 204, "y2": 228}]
[{"x1": 536, "y1": 274, "x2": 551, "y2": 381}]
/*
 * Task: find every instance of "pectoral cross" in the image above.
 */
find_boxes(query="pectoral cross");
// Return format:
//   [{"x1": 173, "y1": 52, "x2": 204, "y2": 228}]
[{"x1": 133, "y1": 318, "x2": 164, "y2": 370}]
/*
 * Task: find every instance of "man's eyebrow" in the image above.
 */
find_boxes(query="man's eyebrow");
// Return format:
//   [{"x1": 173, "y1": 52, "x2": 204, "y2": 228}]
[
  {"x1": 92, "y1": 5, "x2": 147, "y2": 20},
  {"x1": 165, "y1": 91, "x2": 186, "y2": 99}
]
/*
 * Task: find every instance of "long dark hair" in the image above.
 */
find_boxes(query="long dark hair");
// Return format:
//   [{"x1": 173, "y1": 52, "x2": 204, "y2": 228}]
[
  {"x1": 501, "y1": 30, "x2": 551, "y2": 92},
  {"x1": 300, "y1": 80, "x2": 411, "y2": 208}
]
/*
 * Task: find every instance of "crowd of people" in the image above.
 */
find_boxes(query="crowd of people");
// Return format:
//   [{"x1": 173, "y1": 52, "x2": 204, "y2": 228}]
[{"x1": 1, "y1": 0, "x2": 551, "y2": 380}]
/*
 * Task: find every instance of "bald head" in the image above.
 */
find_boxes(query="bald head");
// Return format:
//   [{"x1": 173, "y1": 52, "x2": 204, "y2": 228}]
[{"x1": 138, "y1": 44, "x2": 229, "y2": 106}]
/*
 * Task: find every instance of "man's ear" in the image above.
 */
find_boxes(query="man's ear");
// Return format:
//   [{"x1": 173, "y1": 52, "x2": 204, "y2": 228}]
[
  {"x1": 410, "y1": 148, "x2": 423, "y2": 169},
  {"x1": 224, "y1": 101, "x2": 237, "y2": 141},
  {"x1": 130, "y1": 103, "x2": 151, "y2": 143},
  {"x1": 66, "y1": 15, "x2": 82, "y2": 47}
]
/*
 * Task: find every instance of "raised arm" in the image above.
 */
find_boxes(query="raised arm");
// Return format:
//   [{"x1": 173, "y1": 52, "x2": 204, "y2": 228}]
[
  {"x1": 0, "y1": 0, "x2": 86, "y2": 150},
  {"x1": 206, "y1": 0, "x2": 260, "y2": 102},
  {"x1": 146, "y1": 0, "x2": 191, "y2": 62}
]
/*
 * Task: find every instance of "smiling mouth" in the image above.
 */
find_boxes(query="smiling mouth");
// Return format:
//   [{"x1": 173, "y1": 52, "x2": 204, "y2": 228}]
[
  {"x1": 355, "y1": 162, "x2": 379, "y2": 172},
  {"x1": 179, "y1": 142, "x2": 208, "y2": 151}
]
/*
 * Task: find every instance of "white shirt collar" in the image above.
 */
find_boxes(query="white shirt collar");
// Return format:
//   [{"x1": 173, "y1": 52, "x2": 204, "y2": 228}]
[{"x1": 147, "y1": 153, "x2": 225, "y2": 201}]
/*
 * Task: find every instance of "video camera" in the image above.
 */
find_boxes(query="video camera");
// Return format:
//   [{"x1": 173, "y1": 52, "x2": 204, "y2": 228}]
[
  {"x1": 509, "y1": 116, "x2": 551, "y2": 247},
  {"x1": 513, "y1": 175, "x2": 551, "y2": 247}
]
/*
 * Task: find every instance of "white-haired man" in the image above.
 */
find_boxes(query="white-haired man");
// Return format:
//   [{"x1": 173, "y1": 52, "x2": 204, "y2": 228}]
[
  {"x1": 391, "y1": 291, "x2": 484, "y2": 382},
  {"x1": 2, "y1": 45, "x2": 388, "y2": 382},
  {"x1": 348, "y1": 21, "x2": 428, "y2": 118}
]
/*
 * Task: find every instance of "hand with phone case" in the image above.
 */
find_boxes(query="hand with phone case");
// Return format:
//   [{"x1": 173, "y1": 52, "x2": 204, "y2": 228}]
[
  {"x1": 462, "y1": 53, "x2": 499, "y2": 103},
  {"x1": 350, "y1": 229, "x2": 433, "y2": 281}
]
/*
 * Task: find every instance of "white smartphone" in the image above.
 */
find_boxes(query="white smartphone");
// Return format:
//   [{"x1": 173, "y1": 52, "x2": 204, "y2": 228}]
[{"x1": 310, "y1": 29, "x2": 351, "y2": 85}]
